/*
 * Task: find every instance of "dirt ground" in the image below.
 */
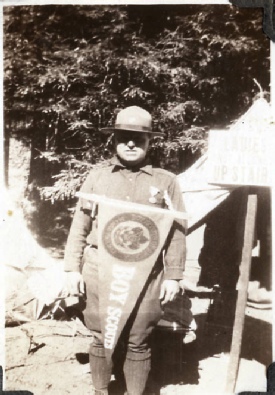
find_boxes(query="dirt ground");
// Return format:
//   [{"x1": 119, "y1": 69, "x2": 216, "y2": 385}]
[{"x1": 4, "y1": 260, "x2": 272, "y2": 395}]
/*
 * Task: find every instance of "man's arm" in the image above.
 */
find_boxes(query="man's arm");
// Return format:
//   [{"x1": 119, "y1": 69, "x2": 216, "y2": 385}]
[
  {"x1": 160, "y1": 176, "x2": 187, "y2": 304},
  {"x1": 64, "y1": 171, "x2": 95, "y2": 273},
  {"x1": 63, "y1": 172, "x2": 94, "y2": 295},
  {"x1": 64, "y1": 199, "x2": 92, "y2": 272},
  {"x1": 163, "y1": 175, "x2": 187, "y2": 279}
]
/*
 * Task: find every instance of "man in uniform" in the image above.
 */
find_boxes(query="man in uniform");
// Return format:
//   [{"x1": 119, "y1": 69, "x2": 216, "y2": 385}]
[{"x1": 64, "y1": 106, "x2": 187, "y2": 395}]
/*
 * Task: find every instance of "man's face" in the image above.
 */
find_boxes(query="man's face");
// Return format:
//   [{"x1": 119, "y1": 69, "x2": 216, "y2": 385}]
[{"x1": 115, "y1": 131, "x2": 150, "y2": 166}]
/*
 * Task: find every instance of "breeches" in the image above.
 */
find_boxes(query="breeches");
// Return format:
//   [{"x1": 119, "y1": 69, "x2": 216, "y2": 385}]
[{"x1": 82, "y1": 246, "x2": 163, "y2": 355}]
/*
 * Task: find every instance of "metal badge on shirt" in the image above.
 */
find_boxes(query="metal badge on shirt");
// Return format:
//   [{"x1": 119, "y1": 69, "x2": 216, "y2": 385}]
[{"x1": 149, "y1": 186, "x2": 173, "y2": 210}]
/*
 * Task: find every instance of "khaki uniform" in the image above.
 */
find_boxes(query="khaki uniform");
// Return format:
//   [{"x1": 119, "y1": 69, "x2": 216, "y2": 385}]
[
  {"x1": 64, "y1": 156, "x2": 186, "y2": 278},
  {"x1": 64, "y1": 156, "x2": 186, "y2": 392}
]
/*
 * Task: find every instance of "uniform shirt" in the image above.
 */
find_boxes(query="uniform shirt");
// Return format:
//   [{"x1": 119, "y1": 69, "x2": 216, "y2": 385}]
[{"x1": 64, "y1": 156, "x2": 187, "y2": 280}]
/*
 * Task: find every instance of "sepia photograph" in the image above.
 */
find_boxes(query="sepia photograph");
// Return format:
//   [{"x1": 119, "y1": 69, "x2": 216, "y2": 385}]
[{"x1": 2, "y1": 1, "x2": 273, "y2": 394}]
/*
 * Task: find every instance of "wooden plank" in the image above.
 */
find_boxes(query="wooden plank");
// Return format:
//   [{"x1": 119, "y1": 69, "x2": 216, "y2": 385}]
[{"x1": 225, "y1": 194, "x2": 258, "y2": 393}]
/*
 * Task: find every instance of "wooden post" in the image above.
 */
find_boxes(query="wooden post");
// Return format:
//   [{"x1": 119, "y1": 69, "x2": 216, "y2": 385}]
[{"x1": 225, "y1": 194, "x2": 258, "y2": 394}]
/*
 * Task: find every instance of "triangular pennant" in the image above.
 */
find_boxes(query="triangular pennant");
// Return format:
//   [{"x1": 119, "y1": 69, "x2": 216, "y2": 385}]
[{"x1": 96, "y1": 197, "x2": 180, "y2": 364}]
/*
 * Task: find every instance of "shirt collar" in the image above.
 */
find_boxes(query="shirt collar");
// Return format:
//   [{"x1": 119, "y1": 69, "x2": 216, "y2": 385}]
[{"x1": 110, "y1": 156, "x2": 153, "y2": 175}]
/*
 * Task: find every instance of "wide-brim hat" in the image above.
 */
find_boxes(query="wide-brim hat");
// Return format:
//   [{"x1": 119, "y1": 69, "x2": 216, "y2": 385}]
[{"x1": 100, "y1": 106, "x2": 164, "y2": 137}]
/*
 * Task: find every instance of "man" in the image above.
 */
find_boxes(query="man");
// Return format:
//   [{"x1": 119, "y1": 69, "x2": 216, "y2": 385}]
[{"x1": 64, "y1": 106, "x2": 187, "y2": 395}]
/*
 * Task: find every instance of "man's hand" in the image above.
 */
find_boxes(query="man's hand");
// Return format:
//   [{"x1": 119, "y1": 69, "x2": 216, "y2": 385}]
[
  {"x1": 65, "y1": 272, "x2": 85, "y2": 296},
  {"x1": 159, "y1": 279, "x2": 180, "y2": 304}
]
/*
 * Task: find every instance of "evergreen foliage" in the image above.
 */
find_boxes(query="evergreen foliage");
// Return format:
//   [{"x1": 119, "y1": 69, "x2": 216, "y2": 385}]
[{"x1": 4, "y1": 4, "x2": 270, "y2": 202}]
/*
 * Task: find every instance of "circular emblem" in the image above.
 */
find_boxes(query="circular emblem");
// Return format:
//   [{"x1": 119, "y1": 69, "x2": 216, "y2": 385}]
[{"x1": 102, "y1": 213, "x2": 159, "y2": 262}]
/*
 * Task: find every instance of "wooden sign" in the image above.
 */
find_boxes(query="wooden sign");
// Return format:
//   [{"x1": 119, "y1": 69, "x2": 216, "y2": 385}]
[{"x1": 207, "y1": 128, "x2": 275, "y2": 187}]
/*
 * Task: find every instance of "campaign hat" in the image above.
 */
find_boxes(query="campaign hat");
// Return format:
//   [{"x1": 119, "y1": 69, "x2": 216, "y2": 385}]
[{"x1": 100, "y1": 106, "x2": 164, "y2": 137}]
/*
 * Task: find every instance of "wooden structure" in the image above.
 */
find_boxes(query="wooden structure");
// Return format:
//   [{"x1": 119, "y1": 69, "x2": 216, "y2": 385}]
[{"x1": 207, "y1": 95, "x2": 274, "y2": 392}]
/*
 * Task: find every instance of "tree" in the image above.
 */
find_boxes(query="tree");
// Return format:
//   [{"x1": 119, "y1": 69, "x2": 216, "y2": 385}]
[{"x1": 4, "y1": 4, "x2": 270, "y2": 209}]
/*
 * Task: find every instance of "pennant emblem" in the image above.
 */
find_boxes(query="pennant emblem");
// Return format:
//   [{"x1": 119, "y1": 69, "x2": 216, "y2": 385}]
[{"x1": 102, "y1": 212, "x2": 159, "y2": 262}]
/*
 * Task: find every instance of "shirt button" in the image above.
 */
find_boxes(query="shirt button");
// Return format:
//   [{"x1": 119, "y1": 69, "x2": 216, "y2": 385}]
[
  {"x1": 126, "y1": 196, "x2": 130, "y2": 200},
  {"x1": 129, "y1": 178, "x2": 132, "y2": 182}
]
